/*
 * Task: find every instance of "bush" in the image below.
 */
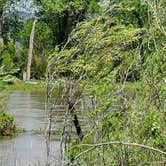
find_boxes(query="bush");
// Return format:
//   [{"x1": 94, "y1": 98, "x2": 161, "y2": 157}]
[{"x1": 0, "y1": 111, "x2": 15, "y2": 136}]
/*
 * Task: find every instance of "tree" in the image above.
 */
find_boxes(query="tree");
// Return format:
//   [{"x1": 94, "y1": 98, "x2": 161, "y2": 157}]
[
  {"x1": 38, "y1": 0, "x2": 100, "y2": 48},
  {"x1": 26, "y1": 19, "x2": 37, "y2": 81},
  {"x1": 0, "y1": 0, "x2": 15, "y2": 36},
  {"x1": 0, "y1": 0, "x2": 22, "y2": 51},
  {"x1": 0, "y1": 0, "x2": 8, "y2": 50},
  {"x1": 47, "y1": 0, "x2": 166, "y2": 164},
  {"x1": 3, "y1": 11, "x2": 24, "y2": 41},
  {"x1": 19, "y1": 19, "x2": 53, "y2": 79}
]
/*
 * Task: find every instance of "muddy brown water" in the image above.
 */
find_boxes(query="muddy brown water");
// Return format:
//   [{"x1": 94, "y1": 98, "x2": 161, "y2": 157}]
[{"x1": 0, "y1": 91, "x2": 61, "y2": 166}]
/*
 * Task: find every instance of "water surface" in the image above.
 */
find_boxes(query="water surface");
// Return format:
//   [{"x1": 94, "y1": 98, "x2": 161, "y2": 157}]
[{"x1": 0, "y1": 91, "x2": 60, "y2": 166}]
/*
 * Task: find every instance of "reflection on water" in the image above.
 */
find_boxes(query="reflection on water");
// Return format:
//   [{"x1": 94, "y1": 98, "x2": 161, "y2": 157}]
[{"x1": 0, "y1": 91, "x2": 60, "y2": 166}]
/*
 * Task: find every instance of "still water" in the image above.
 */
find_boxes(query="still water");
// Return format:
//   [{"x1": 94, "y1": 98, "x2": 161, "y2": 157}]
[{"x1": 0, "y1": 91, "x2": 61, "y2": 166}]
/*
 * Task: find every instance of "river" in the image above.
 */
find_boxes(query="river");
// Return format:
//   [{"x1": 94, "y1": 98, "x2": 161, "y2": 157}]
[{"x1": 0, "y1": 91, "x2": 61, "y2": 166}]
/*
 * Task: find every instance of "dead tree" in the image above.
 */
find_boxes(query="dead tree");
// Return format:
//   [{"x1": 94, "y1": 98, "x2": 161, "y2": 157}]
[
  {"x1": 0, "y1": 7, "x2": 4, "y2": 51},
  {"x1": 26, "y1": 19, "x2": 37, "y2": 81}
]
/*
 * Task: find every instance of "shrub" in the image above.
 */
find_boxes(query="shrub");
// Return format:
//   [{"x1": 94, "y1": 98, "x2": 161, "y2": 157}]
[{"x1": 0, "y1": 111, "x2": 15, "y2": 136}]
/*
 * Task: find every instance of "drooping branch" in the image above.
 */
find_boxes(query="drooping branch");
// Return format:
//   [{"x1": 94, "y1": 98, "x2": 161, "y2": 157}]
[{"x1": 69, "y1": 141, "x2": 166, "y2": 162}]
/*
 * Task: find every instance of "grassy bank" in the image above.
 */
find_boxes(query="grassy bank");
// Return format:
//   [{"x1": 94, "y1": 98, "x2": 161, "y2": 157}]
[{"x1": 0, "y1": 80, "x2": 46, "y2": 92}]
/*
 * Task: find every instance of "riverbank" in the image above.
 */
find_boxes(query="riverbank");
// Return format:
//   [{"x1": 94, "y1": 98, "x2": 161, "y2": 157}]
[{"x1": 0, "y1": 80, "x2": 46, "y2": 136}]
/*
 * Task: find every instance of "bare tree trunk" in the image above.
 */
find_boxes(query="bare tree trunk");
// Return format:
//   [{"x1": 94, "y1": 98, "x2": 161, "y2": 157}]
[
  {"x1": 0, "y1": 8, "x2": 4, "y2": 51},
  {"x1": 68, "y1": 97, "x2": 84, "y2": 141},
  {"x1": 73, "y1": 114, "x2": 83, "y2": 140},
  {"x1": 26, "y1": 19, "x2": 37, "y2": 81}
]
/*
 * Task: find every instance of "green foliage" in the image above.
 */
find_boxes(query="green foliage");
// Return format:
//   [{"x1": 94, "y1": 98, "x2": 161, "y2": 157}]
[
  {"x1": 38, "y1": 0, "x2": 101, "y2": 47},
  {"x1": 0, "y1": 111, "x2": 15, "y2": 136},
  {"x1": 3, "y1": 11, "x2": 24, "y2": 40},
  {"x1": 41, "y1": 0, "x2": 100, "y2": 14},
  {"x1": 0, "y1": 0, "x2": 12, "y2": 7},
  {"x1": 20, "y1": 20, "x2": 53, "y2": 50},
  {"x1": 31, "y1": 54, "x2": 47, "y2": 79},
  {"x1": 48, "y1": 0, "x2": 166, "y2": 164},
  {"x1": 0, "y1": 39, "x2": 17, "y2": 72},
  {"x1": 1, "y1": 51, "x2": 14, "y2": 70}
]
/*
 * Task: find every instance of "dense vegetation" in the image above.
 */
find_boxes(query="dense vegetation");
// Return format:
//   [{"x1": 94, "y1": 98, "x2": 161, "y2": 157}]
[
  {"x1": 47, "y1": 0, "x2": 166, "y2": 165},
  {"x1": 0, "y1": 0, "x2": 166, "y2": 165}
]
